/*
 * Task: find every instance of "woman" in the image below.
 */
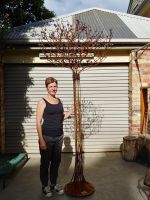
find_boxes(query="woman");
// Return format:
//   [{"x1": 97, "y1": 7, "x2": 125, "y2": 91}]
[{"x1": 36, "y1": 77, "x2": 73, "y2": 197}]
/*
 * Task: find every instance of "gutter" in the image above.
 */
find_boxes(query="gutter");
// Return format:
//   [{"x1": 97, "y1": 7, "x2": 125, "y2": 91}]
[{"x1": 2, "y1": 38, "x2": 150, "y2": 44}]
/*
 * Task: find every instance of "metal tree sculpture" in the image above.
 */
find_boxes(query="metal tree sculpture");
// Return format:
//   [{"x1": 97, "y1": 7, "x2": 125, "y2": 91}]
[{"x1": 39, "y1": 18, "x2": 112, "y2": 197}]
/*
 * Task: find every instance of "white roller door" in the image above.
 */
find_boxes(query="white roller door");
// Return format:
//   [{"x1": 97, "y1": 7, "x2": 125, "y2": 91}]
[{"x1": 4, "y1": 64, "x2": 129, "y2": 153}]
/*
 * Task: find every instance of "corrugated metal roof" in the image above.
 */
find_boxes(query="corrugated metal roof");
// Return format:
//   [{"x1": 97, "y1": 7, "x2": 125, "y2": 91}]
[
  {"x1": 3, "y1": 7, "x2": 150, "y2": 41},
  {"x1": 74, "y1": 9, "x2": 136, "y2": 38},
  {"x1": 119, "y1": 14, "x2": 150, "y2": 38}
]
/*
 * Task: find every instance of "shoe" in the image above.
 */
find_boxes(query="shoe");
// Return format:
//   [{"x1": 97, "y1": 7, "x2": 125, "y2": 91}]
[
  {"x1": 51, "y1": 184, "x2": 64, "y2": 195},
  {"x1": 42, "y1": 186, "x2": 52, "y2": 197}
]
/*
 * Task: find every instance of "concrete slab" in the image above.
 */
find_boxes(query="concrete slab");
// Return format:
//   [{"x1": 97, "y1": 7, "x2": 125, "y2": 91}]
[{"x1": 0, "y1": 152, "x2": 149, "y2": 200}]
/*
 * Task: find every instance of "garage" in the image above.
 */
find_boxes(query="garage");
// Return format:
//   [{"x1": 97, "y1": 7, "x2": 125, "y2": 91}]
[{"x1": 4, "y1": 64, "x2": 129, "y2": 153}]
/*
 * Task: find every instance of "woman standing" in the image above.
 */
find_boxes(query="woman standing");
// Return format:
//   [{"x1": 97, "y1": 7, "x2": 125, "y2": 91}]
[{"x1": 36, "y1": 77, "x2": 73, "y2": 197}]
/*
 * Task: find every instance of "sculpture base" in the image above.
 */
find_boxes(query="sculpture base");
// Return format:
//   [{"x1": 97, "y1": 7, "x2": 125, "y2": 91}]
[{"x1": 64, "y1": 181, "x2": 95, "y2": 197}]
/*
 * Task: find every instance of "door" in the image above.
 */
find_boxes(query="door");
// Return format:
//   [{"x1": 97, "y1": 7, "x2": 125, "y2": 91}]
[{"x1": 4, "y1": 64, "x2": 129, "y2": 153}]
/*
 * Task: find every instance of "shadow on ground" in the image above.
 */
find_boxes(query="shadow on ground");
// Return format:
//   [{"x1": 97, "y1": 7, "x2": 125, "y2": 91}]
[{"x1": 0, "y1": 152, "x2": 149, "y2": 200}]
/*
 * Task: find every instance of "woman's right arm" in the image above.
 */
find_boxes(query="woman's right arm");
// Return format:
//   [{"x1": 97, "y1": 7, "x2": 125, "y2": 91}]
[{"x1": 36, "y1": 100, "x2": 47, "y2": 150}]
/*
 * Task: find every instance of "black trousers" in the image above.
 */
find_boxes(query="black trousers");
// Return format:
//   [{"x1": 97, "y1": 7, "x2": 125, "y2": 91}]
[{"x1": 40, "y1": 135, "x2": 63, "y2": 187}]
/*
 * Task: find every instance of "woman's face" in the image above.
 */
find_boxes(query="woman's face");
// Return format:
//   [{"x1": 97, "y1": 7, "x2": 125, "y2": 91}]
[{"x1": 47, "y1": 82, "x2": 58, "y2": 97}]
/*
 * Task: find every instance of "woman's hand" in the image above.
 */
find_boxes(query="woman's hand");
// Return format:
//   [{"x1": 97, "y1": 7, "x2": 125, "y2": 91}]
[
  {"x1": 39, "y1": 138, "x2": 47, "y2": 150},
  {"x1": 64, "y1": 105, "x2": 74, "y2": 120}
]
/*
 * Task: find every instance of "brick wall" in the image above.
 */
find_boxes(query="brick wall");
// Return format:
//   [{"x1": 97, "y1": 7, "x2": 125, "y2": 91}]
[{"x1": 130, "y1": 50, "x2": 150, "y2": 135}]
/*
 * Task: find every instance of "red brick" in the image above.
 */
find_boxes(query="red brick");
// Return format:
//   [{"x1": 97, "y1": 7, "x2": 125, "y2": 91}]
[
  {"x1": 142, "y1": 78, "x2": 150, "y2": 82},
  {"x1": 143, "y1": 72, "x2": 150, "y2": 75}
]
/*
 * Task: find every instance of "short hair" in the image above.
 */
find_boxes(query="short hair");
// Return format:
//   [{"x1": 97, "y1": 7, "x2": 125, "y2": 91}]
[{"x1": 45, "y1": 77, "x2": 58, "y2": 88}]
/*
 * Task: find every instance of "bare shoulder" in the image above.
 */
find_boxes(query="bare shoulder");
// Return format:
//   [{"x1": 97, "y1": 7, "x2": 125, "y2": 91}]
[{"x1": 37, "y1": 98, "x2": 46, "y2": 108}]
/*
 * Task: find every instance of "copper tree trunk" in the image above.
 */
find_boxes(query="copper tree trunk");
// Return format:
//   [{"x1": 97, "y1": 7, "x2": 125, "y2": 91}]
[{"x1": 64, "y1": 71, "x2": 94, "y2": 197}]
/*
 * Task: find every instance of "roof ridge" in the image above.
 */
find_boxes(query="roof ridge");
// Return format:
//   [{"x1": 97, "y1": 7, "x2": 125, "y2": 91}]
[{"x1": 55, "y1": 7, "x2": 150, "y2": 22}]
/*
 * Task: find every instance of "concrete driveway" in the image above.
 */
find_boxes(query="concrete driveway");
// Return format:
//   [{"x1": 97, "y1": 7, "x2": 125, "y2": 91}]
[{"x1": 0, "y1": 152, "x2": 149, "y2": 200}]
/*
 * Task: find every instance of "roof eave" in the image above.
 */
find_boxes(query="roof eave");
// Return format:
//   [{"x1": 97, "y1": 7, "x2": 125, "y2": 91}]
[{"x1": 3, "y1": 38, "x2": 150, "y2": 44}]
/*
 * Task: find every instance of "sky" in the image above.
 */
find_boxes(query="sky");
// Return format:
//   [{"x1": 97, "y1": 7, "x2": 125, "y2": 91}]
[{"x1": 44, "y1": 0, "x2": 130, "y2": 16}]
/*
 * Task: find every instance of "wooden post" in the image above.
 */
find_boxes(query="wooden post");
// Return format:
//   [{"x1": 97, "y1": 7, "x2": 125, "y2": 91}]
[{"x1": 0, "y1": 63, "x2": 5, "y2": 153}]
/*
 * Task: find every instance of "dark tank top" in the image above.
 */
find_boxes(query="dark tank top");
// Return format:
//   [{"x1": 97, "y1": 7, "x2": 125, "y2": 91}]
[{"x1": 42, "y1": 98, "x2": 64, "y2": 137}]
